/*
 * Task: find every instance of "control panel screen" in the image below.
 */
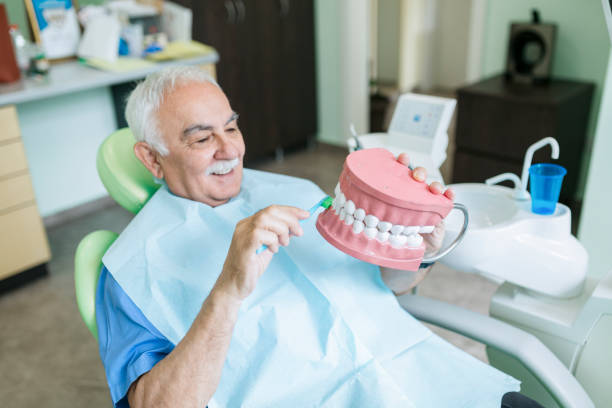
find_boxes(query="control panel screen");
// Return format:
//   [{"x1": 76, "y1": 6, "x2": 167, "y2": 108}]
[{"x1": 389, "y1": 99, "x2": 446, "y2": 139}]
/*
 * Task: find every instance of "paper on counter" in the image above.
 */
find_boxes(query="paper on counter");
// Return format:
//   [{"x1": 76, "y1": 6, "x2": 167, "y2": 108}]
[
  {"x1": 83, "y1": 57, "x2": 155, "y2": 73},
  {"x1": 146, "y1": 41, "x2": 215, "y2": 61}
]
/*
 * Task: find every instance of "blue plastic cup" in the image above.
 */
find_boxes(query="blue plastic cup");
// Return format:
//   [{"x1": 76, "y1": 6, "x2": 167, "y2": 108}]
[{"x1": 529, "y1": 163, "x2": 567, "y2": 215}]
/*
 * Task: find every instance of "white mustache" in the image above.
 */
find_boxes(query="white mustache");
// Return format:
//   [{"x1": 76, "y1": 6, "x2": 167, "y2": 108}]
[{"x1": 206, "y1": 158, "x2": 240, "y2": 175}]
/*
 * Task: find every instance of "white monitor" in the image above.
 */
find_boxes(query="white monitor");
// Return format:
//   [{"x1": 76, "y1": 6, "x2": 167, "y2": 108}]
[
  {"x1": 387, "y1": 93, "x2": 456, "y2": 170},
  {"x1": 348, "y1": 93, "x2": 456, "y2": 184},
  {"x1": 389, "y1": 93, "x2": 456, "y2": 141}
]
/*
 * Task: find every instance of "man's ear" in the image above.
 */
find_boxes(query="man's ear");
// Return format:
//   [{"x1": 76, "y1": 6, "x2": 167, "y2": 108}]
[{"x1": 134, "y1": 142, "x2": 164, "y2": 179}]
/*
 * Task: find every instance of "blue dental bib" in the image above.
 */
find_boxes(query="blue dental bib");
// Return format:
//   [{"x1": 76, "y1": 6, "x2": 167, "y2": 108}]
[{"x1": 103, "y1": 169, "x2": 518, "y2": 407}]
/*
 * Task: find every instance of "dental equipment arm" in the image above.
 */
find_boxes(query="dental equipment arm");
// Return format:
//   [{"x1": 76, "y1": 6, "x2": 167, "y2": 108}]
[
  {"x1": 486, "y1": 173, "x2": 527, "y2": 200},
  {"x1": 397, "y1": 294, "x2": 594, "y2": 408}
]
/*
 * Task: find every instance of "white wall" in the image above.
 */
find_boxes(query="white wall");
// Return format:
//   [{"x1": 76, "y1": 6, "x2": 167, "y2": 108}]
[
  {"x1": 315, "y1": 0, "x2": 369, "y2": 145},
  {"x1": 579, "y1": 52, "x2": 612, "y2": 277},
  {"x1": 373, "y1": 0, "x2": 478, "y2": 91},
  {"x1": 397, "y1": 0, "x2": 437, "y2": 91},
  {"x1": 377, "y1": 0, "x2": 401, "y2": 84},
  {"x1": 314, "y1": 0, "x2": 343, "y2": 145},
  {"x1": 17, "y1": 88, "x2": 117, "y2": 216},
  {"x1": 433, "y1": 0, "x2": 473, "y2": 89}
]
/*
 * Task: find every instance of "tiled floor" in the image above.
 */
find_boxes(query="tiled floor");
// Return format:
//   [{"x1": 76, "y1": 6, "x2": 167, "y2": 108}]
[{"x1": 0, "y1": 143, "x2": 498, "y2": 407}]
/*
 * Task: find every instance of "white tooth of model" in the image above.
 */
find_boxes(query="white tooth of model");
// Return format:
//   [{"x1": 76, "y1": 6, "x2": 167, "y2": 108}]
[
  {"x1": 352, "y1": 220, "x2": 365, "y2": 234},
  {"x1": 377, "y1": 221, "x2": 392, "y2": 232},
  {"x1": 405, "y1": 233, "x2": 423, "y2": 247},
  {"x1": 364, "y1": 214, "x2": 379, "y2": 228},
  {"x1": 337, "y1": 193, "x2": 346, "y2": 207},
  {"x1": 344, "y1": 214, "x2": 355, "y2": 226},
  {"x1": 339, "y1": 209, "x2": 347, "y2": 221},
  {"x1": 334, "y1": 183, "x2": 341, "y2": 197},
  {"x1": 345, "y1": 200, "x2": 356, "y2": 215},
  {"x1": 376, "y1": 231, "x2": 390, "y2": 243},
  {"x1": 364, "y1": 227, "x2": 377, "y2": 239},
  {"x1": 391, "y1": 225, "x2": 405, "y2": 235},
  {"x1": 334, "y1": 202, "x2": 342, "y2": 215},
  {"x1": 354, "y1": 208, "x2": 365, "y2": 221},
  {"x1": 390, "y1": 234, "x2": 408, "y2": 248},
  {"x1": 420, "y1": 225, "x2": 435, "y2": 234},
  {"x1": 402, "y1": 226, "x2": 419, "y2": 235}
]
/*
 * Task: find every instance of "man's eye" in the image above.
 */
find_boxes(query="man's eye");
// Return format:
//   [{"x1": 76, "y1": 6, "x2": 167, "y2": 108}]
[
  {"x1": 226, "y1": 127, "x2": 236, "y2": 133},
  {"x1": 196, "y1": 137, "x2": 209, "y2": 144}
]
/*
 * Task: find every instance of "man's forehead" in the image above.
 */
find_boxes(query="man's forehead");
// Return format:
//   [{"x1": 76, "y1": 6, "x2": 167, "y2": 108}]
[
  {"x1": 162, "y1": 82, "x2": 233, "y2": 119},
  {"x1": 165, "y1": 81, "x2": 227, "y2": 106}
]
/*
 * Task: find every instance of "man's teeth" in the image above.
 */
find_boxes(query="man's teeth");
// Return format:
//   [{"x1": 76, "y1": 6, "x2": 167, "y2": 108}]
[
  {"x1": 213, "y1": 167, "x2": 232, "y2": 175},
  {"x1": 206, "y1": 158, "x2": 239, "y2": 175},
  {"x1": 333, "y1": 183, "x2": 433, "y2": 248}
]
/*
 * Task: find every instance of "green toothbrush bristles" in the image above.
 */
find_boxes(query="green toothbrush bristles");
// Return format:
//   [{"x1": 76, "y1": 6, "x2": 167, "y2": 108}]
[{"x1": 321, "y1": 196, "x2": 333, "y2": 209}]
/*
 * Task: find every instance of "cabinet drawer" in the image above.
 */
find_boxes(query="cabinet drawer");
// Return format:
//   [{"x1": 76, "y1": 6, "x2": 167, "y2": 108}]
[
  {"x1": 0, "y1": 141, "x2": 28, "y2": 178},
  {"x1": 0, "y1": 173, "x2": 36, "y2": 212},
  {"x1": 0, "y1": 205, "x2": 50, "y2": 279},
  {"x1": 0, "y1": 105, "x2": 20, "y2": 143}
]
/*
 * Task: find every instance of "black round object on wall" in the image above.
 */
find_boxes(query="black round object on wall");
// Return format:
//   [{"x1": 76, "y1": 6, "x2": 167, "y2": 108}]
[{"x1": 505, "y1": 10, "x2": 556, "y2": 84}]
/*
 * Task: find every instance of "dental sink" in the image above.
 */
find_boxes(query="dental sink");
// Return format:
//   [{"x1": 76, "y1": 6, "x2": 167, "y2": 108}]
[
  {"x1": 441, "y1": 183, "x2": 588, "y2": 298},
  {"x1": 446, "y1": 184, "x2": 518, "y2": 228}
]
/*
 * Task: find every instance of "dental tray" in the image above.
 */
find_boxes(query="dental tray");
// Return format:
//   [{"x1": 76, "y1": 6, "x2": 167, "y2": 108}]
[{"x1": 316, "y1": 148, "x2": 454, "y2": 271}]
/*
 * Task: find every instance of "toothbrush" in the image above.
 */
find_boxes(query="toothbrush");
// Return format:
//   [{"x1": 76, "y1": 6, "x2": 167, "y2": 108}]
[{"x1": 256, "y1": 196, "x2": 333, "y2": 254}]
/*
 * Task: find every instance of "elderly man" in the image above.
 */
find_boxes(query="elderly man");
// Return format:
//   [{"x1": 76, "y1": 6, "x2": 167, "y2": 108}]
[{"x1": 96, "y1": 67, "x2": 532, "y2": 408}]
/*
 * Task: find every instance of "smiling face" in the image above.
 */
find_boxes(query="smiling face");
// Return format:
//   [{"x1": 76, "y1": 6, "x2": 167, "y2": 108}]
[{"x1": 134, "y1": 81, "x2": 246, "y2": 207}]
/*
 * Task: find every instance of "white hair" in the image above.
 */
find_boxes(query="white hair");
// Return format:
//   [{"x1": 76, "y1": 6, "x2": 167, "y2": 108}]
[{"x1": 125, "y1": 66, "x2": 220, "y2": 156}]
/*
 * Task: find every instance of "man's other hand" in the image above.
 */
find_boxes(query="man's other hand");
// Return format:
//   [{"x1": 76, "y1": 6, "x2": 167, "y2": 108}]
[
  {"x1": 216, "y1": 205, "x2": 310, "y2": 302},
  {"x1": 397, "y1": 152, "x2": 454, "y2": 255}
]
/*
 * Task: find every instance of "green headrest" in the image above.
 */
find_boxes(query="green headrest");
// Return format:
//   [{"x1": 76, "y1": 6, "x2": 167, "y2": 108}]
[{"x1": 97, "y1": 128, "x2": 161, "y2": 214}]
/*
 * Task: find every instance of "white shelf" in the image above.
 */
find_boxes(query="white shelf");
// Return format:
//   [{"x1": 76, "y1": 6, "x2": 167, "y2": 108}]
[{"x1": 0, "y1": 52, "x2": 218, "y2": 107}]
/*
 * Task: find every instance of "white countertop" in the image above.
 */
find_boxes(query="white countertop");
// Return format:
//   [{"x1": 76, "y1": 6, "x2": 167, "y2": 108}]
[{"x1": 0, "y1": 52, "x2": 219, "y2": 106}]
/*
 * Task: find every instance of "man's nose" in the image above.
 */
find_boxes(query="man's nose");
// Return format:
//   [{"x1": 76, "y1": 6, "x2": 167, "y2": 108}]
[{"x1": 213, "y1": 131, "x2": 239, "y2": 158}]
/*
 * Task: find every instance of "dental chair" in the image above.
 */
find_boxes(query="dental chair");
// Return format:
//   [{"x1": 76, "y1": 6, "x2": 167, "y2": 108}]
[
  {"x1": 74, "y1": 128, "x2": 160, "y2": 340},
  {"x1": 74, "y1": 128, "x2": 594, "y2": 407}
]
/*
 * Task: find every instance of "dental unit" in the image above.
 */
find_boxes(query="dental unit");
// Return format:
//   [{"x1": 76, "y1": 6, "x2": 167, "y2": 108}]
[
  {"x1": 437, "y1": 136, "x2": 611, "y2": 407},
  {"x1": 346, "y1": 87, "x2": 610, "y2": 406}
]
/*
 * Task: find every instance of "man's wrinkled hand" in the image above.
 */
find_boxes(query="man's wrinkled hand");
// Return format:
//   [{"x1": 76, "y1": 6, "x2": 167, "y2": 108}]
[{"x1": 215, "y1": 205, "x2": 309, "y2": 303}]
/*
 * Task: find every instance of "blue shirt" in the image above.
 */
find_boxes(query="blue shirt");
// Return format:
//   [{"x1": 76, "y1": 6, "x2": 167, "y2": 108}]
[{"x1": 96, "y1": 265, "x2": 174, "y2": 407}]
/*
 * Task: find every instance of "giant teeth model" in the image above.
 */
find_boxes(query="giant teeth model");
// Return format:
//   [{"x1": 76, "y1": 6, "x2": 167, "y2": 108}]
[{"x1": 316, "y1": 148, "x2": 454, "y2": 271}]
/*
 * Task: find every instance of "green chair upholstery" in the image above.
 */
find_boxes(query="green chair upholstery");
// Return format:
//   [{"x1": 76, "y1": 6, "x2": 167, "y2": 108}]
[
  {"x1": 96, "y1": 127, "x2": 161, "y2": 214},
  {"x1": 74, "y1": 230, "x2": 119, "y2": 340},
  {"x1": 75, "y1": 127, "x2": 158, "y2": 340}
]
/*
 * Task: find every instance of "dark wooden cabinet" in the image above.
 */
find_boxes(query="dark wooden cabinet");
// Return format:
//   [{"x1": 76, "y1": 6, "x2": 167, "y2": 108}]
[
  {"x1": 453, "y1": 74, "x2": 594, "y2": 215},
  {"x1": 175, "y1": 0, "x2": 317, "y2": 164}
]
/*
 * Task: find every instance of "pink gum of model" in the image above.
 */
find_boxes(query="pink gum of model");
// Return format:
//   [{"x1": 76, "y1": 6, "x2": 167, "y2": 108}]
[{"x1": 316, "y1": 148, "x2": 454, "y2": 271}]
